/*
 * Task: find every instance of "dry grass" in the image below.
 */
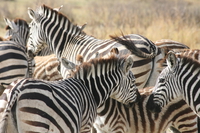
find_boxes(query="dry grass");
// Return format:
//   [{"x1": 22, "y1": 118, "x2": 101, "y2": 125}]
[{"x1": 0, "y1": 0, "x2": 200, "y2": 48}]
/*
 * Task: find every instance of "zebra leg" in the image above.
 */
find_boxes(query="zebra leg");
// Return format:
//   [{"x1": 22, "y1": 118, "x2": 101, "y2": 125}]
[{"x1": 0, "y1": 85, "x2": 5, "y2": 96}]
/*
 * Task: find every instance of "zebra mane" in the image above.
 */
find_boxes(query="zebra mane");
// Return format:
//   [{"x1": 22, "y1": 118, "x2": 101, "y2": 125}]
[
  {"x1": 176, "y1": 53, "x2": 200, "y2": 69},
  {"x1": 5, "y1": 18, "x2": 28, "y2": 30},
  {"x1": 38, "y1": 4, "x2": 86, "y2": 35},
  {"x1": 71, "y1": 55, "x2": 125, "y2": 77},
  {"x1": 159, "y1": 50, "x2": 200, "y2": 69}
]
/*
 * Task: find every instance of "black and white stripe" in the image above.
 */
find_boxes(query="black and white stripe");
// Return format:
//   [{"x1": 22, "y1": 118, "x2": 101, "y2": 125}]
[
  {"x1": 27, "y1": 5, "x2": 158, "y2": 90},
  {"x1": 33, "y1": 54, "x2": 62, "y2": 81},
  {"x1": 0, "y1": 18, "x2": 33, "y2": 95},
  {"x1": 92, "y1": 87, "x2": 198, "y2": 133},
  {"x1": 147, "y1": 51, "x2": 200, "y2": 118},
  {"x1": 0, "y1": 55, "x2": 140, "y2": 133}
]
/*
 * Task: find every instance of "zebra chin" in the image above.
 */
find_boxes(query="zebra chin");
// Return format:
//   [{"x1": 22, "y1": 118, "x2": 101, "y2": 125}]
[{"x1": 146, "y1": 93, "x2": 162, "y2": 113}]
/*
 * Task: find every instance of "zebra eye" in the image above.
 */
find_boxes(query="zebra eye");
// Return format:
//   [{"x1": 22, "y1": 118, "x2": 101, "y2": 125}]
[{"x1": 159, "y1": 78, "x2": 165, "y2": 83}]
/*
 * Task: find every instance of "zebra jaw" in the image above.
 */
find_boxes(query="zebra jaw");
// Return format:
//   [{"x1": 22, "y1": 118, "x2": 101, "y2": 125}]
[{"x1": 146, "y1": 93, "x2": 162, "y2": 113}]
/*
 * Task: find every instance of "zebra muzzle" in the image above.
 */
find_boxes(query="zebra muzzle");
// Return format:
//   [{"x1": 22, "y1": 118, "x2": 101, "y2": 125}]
[{"x1": 146, "y1": 93, "x2": 162, "y2": 113}]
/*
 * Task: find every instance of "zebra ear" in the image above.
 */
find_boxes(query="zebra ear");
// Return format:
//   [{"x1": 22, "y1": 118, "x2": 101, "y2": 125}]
[
  {"x1": 4, "y1": 18, "x2": 18, "y2": 32},
  {"x1": 61, "y1": 58, "x2": 76, "y2": 70},
  {"x1": 4, "y1": 18, "x2": 12, "y2": 28},
  {"x1": 166, "y1": 51, "x2": 177, "y2": 70},
  {"x1": 53, "y1": 5, "x2": 63, "y2": 11},
  {"x1": 110, "y1": 47, "x2": 119, "y2": 55},
  {"x1": 121, "y1": 55, "x2": 134, "y2": 74},
  {"x1": 28, "y1": 8, "x2": 37, "y2": 20},
  {"x1": 4, "y1": 18, "x2": 13, "y2": 29}
]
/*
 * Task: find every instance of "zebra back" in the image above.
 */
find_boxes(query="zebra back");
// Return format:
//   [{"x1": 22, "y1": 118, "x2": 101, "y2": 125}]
[{"x1": 154, "y1": 39, "x2": 189, "y2": 49}]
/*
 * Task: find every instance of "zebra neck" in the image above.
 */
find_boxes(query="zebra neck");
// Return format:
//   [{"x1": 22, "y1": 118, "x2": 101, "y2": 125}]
[
  {"x1": 42, "y1": 22, "x2": 105, "y2": 61},
  {"x1": 55, "y1": 34, "x2": 103, "y2": 61},
  {"x1": 9, "y1": 40, "x2": 26, "y2": 52},
  {"x1": 75, "y1": 73, "x2": 114, "y2": 107}
]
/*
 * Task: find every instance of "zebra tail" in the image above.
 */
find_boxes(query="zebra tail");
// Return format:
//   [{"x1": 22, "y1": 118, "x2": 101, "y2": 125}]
[{"x1": 110, "y1": 34, "x2": 157, "y2": 59}]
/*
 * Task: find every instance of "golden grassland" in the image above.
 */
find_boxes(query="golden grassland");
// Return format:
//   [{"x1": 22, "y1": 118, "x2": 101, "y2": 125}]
[{"x1": 0, "y1": 0, "x2": 199, "y2": 49}]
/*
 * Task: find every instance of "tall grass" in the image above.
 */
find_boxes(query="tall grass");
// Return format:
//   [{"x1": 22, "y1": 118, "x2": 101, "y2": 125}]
[{"x1": 0, "y1": 0, "x2": 199, "y2": 48}]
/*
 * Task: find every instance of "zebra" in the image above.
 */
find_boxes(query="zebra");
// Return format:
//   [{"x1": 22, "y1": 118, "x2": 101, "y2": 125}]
[
  {"x1": 0, "y1": 18, "x2": 33, "y2": 95},
  {"x1": 33, "y1": 54, "x2": 63, "y2": 81},
  {"x1": 92, "y1": 47, "x2": 200, "y2": 133},
  {"x1": 0, "y1": 54, "x2": 140, "y2": 133},
  {"x1": 27, "y1": 5, "x2": 191, "y2": 89},
  {"x1": 0, "y1": 55, "x2": 64, "y2": 120},
  {"x1": 27, "y1": 4, "x2": 159, "y2": 90},
  {"x1": 146, "y1": 51, "x2": 200, "y2": 118},
  {"x1": 92, "y1": 87, "x2": 199, "y2": 133},
  {"x1": 60, "y1": 52, "x2": 199, "y2": 133}
]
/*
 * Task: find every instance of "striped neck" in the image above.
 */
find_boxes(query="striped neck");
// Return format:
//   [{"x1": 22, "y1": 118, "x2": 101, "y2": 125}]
[
  {"x1": 39, "y1": 5, "x2": 102, "y2": 61},
  {"x1": 72, "y1": 61, "x2": 118, "y2": 106},
  {"x1": 175, "y1": 57, "x2": 200, "y2": 106}
]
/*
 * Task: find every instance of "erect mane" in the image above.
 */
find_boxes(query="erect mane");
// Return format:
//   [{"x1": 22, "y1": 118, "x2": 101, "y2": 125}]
[
  {"x1": 177, "y1": 53, "x2": 200, "y2": 70},
  {"x1": 5, "y1": 18, "x2": 28, "y2": 30},
  {"x1": 38, "y1": 4, "x2": 86, "y2": 35},
  {"x1": 158, "y1": 49, "x2": 200, "y2": 69},
  {"x1": 72, "y1": 55, "x2": 126, "y2": 77}
]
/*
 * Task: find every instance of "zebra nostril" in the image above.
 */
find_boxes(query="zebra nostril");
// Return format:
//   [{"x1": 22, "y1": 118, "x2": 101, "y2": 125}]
[{"x1": 146, "y1": 94, "x2": 162, "y2": 113}]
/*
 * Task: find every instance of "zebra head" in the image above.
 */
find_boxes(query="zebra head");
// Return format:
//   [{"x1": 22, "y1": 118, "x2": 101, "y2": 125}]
[
  {"x1": 27, "y1": 7, "x2": 48, "y2": 58},
  {"x1": 4, "y1": 18, "x2": 29, "y2": 47},
  {"x1": 26, "y1": 5, "x2": 65, "y2": 58},
  {"x1": 4, "y1": 18, "x2": 19, "y2": 39},
  {"x1": 146, "y1": 51, "x2": 182, "y2": 113},
  {"x1": 108, "y1": 55, "x2": 141, "y2": 107}
]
